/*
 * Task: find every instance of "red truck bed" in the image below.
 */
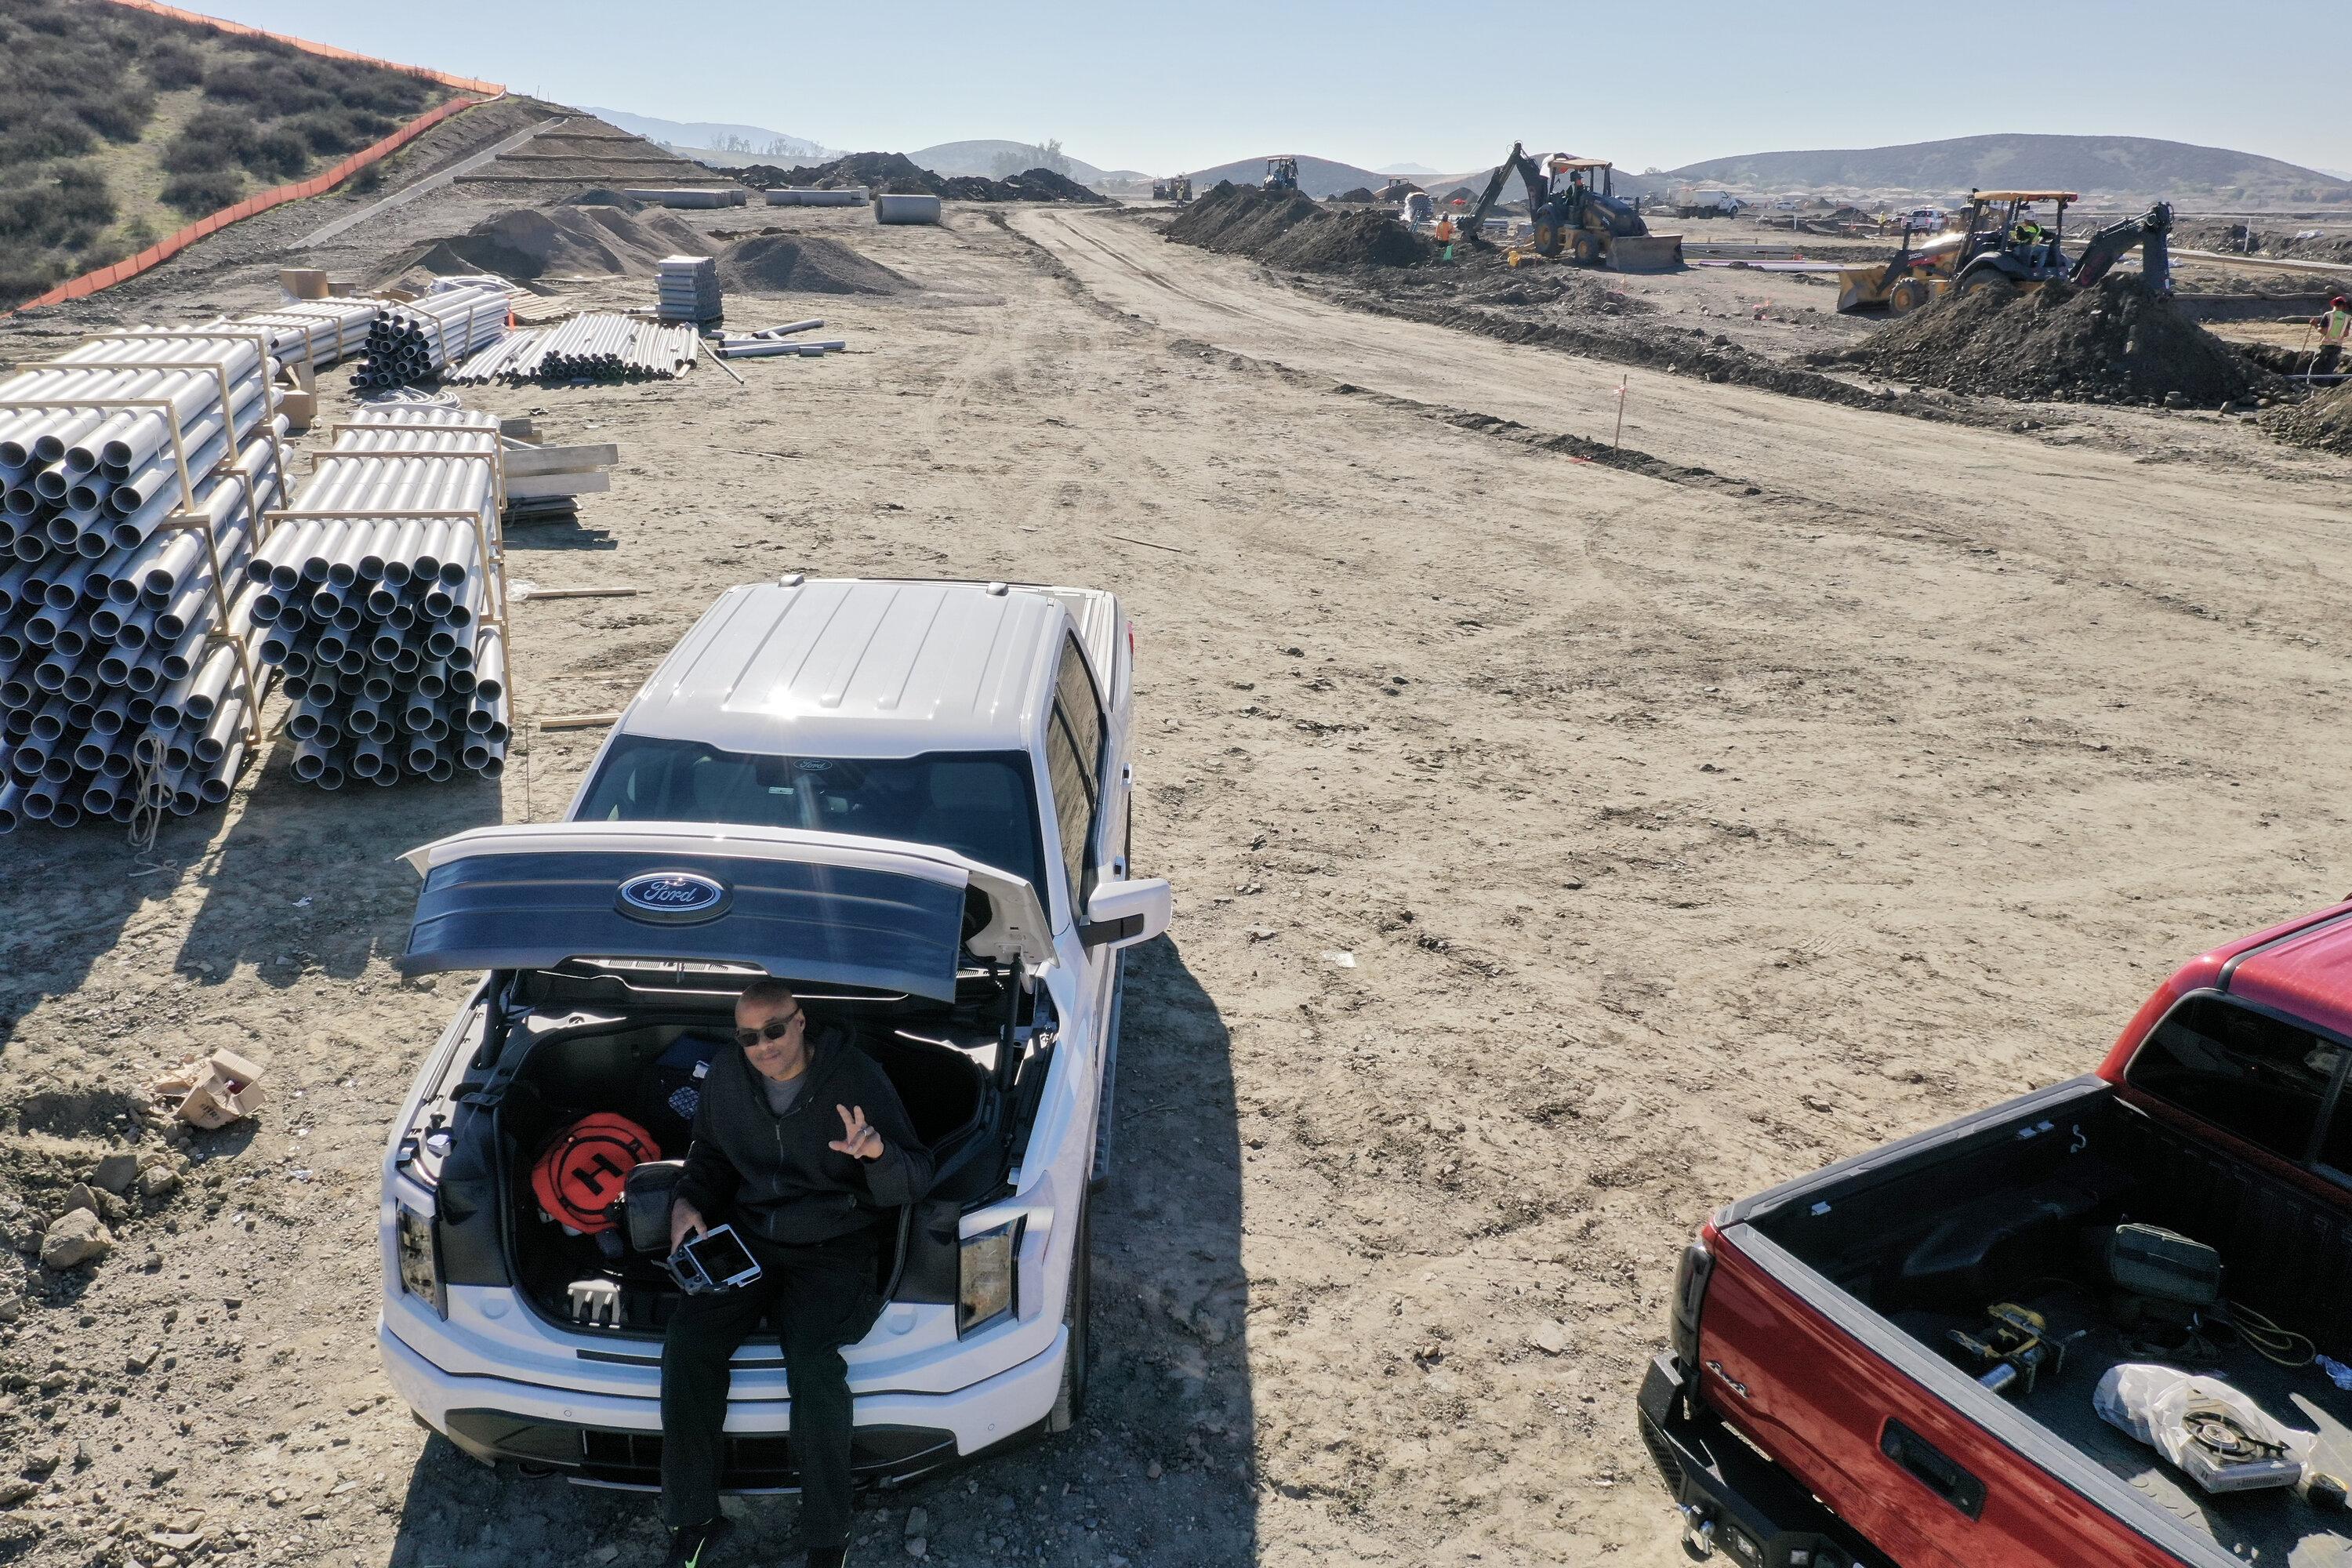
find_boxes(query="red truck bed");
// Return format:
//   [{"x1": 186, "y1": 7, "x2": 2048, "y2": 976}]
[{"x1": 1639, "y1": 907, "x2": 2352, "y2": 1567}]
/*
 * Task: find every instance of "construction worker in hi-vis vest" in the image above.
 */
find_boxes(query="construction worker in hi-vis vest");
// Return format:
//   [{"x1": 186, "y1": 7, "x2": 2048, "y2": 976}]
[{"x1": 2315, "y1": 296, "x2": 2350, "y2": 376}]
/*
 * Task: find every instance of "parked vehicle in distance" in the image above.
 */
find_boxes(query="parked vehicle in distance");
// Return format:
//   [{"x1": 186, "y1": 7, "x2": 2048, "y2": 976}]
[
  {"x1": 1676, "y1": 187, "x2": 1743, "y2": 219},
  {"x1": 377, "y1": 576, "x2": 1171, "y2": 1494},
  {"x1": 1900, "y1": 206, "x2": 1947, "y2": 232},
  {"x1": 1640, "y1": 904, "x2": 2352, "y2": 1566}
]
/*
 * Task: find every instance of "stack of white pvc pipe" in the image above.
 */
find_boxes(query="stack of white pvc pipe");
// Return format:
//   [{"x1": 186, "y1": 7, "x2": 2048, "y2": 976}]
[
  {"x1": 0, "y1": 331, "x2": 285, "y2": 832},
  {"x1": 655, "y1": 256, "x2": 722, "y2": 325},
  {"x1": 223, "y1": 299, "x2": 380, "y2": 373},
  {"x1": 441, "y1": 329, "x2": 540, "y2": 386},
  {"x1": 448, "y1": 314, "x2": 696, "y2": 383},
  {"x1": 354, "y1": 285, "x2": 510, "y2": 390},
  {"x1": 245, "y1": 407, "x2": 510, "y2": 790}
]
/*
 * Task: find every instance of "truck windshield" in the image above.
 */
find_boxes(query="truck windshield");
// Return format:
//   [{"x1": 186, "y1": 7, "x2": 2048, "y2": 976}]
[
  {"x1": 2125, "y1": 993, "x2": 2350, "y2": 1165},
  {"x1": 575, "y1": 736, "x2": 1048, "y2": 895}
]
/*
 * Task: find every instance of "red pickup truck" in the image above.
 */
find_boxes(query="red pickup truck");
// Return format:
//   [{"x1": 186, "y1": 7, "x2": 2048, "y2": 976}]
[{"x1": 1639, "y1": 904, "x2": 2352, "y2": 1567}]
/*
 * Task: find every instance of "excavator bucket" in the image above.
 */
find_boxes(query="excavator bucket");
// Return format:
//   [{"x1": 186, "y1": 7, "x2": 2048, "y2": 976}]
[
  {"x1": 1836, "y1": 263, "x2": 1892, "y2": 313},
  {"x1": 1606, "y1": 233, "x2": 1683, "y2": 272}
]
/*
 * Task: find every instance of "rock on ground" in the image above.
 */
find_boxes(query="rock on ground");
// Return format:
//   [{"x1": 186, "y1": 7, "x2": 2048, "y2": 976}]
[{"x1": 38, "y1": 1209, "x2": 111, "y2": 1270}]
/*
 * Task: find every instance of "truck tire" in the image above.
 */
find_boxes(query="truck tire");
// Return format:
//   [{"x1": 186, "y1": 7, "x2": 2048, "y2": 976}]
[
  {"x1": 1570, "y1": 233, "x2": 1599, "y2": 265},
  {"x1": 1961, "y1": 267, "x2": 2013, "y2": 298},
  {"x1": 1531, "y1": 219, "x2": 1563, "y2": 257},
  {"x1": 1887, "y1": 277, "x2": 1931, "y2": 316},
  {"x1": 1046, "y1": 1196, "x2": 1093, "y2": 1433}
]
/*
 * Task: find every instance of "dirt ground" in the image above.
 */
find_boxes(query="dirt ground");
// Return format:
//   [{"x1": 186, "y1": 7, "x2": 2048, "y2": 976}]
[{"x1": 3, "y1": 170, "x2": 2352, "y2": 1568}]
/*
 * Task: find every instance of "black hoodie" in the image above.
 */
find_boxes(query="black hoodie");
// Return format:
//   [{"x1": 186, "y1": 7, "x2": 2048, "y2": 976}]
[{"x1": 674, "y1": 1025, "x2": 935, "y2": 1246}]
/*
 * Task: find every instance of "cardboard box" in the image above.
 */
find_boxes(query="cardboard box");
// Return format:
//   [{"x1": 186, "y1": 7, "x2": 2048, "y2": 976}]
[
  {"x1": 278, "y1": 267, "x2": 329, "y2": 299},
  {"x1": 151, "y1": 1048, "x2": 267, "y2": 1130},
  {"x1": 276, "y1": 389, "x2": 317, "y2": 430}
]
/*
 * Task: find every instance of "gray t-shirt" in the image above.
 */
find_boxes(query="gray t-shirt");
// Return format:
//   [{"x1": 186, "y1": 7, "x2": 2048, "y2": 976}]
[{"x1": 760, "y1": 1070, "x2": 807, "y2": 1116}]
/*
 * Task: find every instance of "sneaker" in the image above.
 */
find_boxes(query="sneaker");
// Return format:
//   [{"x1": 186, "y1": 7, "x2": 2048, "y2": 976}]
[
  {"x1": 662, "y1": 1516, "x2": 735, "y2": 1568},
  {"x1": 805, "y1": 1549, "x2": 848, "y2": 1568}
]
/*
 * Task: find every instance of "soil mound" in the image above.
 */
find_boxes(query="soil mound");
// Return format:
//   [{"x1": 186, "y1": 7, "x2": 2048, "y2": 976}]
[
  {"x1": 727, "y1": 153, "x2": 1106, "y2": 204},
  {"x1": 396, "y1": 205, "x2": 713, "y2": 282},
  {"x1": 1835, "y1": 274, "x2": 2274, "y2": 405},
  {"x1": 2271, "y1": 383, "x2": 2352, "y2": 454},
  {"x1": 1167, "y1": 181, "x2": 1429, "y2": 272},
  {"x1": 1266, "y1": 209, "x2": 1429, "y2": 270},
  {"x1": 1334, "y1": 186, "x2": 1377, "y2": 204},
  {"x1": 717, "y1": 234, "x2": 913, "y2": 295},
  {"x1": 986, "y1": 166, "x2": 1106, "y2": 204}
]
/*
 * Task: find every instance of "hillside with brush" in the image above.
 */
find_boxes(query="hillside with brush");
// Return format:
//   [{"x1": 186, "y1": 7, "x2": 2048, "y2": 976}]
[{"x1": 0, "y1": 0, "x2": 455, "y2": 306}]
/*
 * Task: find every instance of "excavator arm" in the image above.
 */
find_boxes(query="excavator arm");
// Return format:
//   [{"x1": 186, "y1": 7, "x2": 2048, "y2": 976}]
[
  {"x1": 1463, "y1": 142, "x2": 1549, "y2": 245},
  {"x1": 2070, "y1": 201, "x2": 2172, "y2": 292}
]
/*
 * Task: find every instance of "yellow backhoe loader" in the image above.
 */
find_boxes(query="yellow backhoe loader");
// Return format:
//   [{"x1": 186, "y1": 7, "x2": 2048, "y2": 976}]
[
  {"x1": 1835, "y1": 190, "x2": 2172, "y2": 316},
  {"x1": 1461, "y1": 144, "x2": 1683, "y2": 270}
]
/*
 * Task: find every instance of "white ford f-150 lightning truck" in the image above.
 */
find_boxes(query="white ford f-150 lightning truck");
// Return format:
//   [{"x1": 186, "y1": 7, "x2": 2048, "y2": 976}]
[{"x1": 376, "y1": 575, "x2": 1171, "y2": 1494}]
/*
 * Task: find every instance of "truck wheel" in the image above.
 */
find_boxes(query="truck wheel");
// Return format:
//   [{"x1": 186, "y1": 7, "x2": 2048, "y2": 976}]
[
  {"x1": 1047, "y1": 1196, "x2": 1093, "y2": 1433},
  {"x1": 1531, "y1": 220, "x2": 1562, "y2": 257},
  {"x1": 1570, "y1": 233, "x2": 1599, "y2": 265},
  {"x1": 1962, "y1": 268, "x2": 2013, "y2": 298},
  {"x1": 1886, "y1": 278, "x2": 1930, "y2": 315}
]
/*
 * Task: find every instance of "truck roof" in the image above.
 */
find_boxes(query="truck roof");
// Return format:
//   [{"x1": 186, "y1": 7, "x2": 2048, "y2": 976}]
[
  {"x1": 2208, "y1": 905, "x2": 2352, "y2": 1036},
  {"x1": 616, "y1": 577, "x2": 1066, "y2": 760}
]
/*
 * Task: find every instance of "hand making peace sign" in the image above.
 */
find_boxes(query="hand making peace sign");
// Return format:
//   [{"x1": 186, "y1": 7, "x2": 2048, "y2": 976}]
[{"x1": 830, "y1": 1103, "x2": 885, "y2": 1162}]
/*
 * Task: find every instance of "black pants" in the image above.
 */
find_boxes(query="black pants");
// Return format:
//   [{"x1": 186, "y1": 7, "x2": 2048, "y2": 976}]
[
  {"x1": 2317, "y1": 343, "x2": 2343, "y2": 376},
  {"x1": 660, "y1": 1226, "x2": 883, "y2": 1545}
]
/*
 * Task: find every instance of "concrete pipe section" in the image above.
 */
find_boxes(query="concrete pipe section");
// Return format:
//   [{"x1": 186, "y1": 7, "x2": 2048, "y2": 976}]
[{"x1": 874, "y1": 194, "x2": 943, "y2": 226}]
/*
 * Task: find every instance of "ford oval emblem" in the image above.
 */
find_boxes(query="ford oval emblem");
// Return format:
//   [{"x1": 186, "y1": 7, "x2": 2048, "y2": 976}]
[{"x1": 616, "y1": 871, "x2": 731, "y2": 924}]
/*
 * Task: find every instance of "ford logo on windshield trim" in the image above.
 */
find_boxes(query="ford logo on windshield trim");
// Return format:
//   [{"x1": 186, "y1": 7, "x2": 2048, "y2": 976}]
[{"x1": 616, "y1": 871, "x2": 731, "y2": 924}]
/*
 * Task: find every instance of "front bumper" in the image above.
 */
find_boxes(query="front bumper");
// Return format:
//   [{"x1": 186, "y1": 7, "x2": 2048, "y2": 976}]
[
  {"x1": 381, "y1": 1317, "x2": 1066, "y2": 1490},
  {"x1": 1636, "y1": 1352, "x2": 1893, "y2": 1568}
]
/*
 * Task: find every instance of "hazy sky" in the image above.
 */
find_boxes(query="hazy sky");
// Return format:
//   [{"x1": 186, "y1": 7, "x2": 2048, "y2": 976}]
[{"x1": 201, "y1": 0, "x2": 2350, "y2": 178}]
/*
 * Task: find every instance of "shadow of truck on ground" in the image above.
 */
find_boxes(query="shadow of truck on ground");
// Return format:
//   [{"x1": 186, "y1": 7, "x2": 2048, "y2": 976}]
[{"x1": 384, "y1": 935, "x2": 1258, "y2": 1566}]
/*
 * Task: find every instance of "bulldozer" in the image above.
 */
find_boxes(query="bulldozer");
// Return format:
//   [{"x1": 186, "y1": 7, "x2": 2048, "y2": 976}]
[
  {"x1": 1461, "y1": 143, "x2": 1682, "y2": 270},
  {"x1": 1836, "y1": 191, "x2": 2174, "y2": 315},
  {"x1": 1264, "y1": 157, "x2": 1300, "y2": 194},
  {"x1": 1151, "y1": 173, "x2": 1194, "y2": 205}
]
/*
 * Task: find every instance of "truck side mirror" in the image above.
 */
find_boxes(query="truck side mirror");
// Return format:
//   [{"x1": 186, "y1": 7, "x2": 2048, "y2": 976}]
[{"x1": 1078, "y1": 878, "x2": 1172, "y2": 950}]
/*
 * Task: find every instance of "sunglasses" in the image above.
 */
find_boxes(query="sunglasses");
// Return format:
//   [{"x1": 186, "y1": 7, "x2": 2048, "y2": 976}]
[{"x1": 734, "y1": 1012, "x2": 804, "y2": 1049}]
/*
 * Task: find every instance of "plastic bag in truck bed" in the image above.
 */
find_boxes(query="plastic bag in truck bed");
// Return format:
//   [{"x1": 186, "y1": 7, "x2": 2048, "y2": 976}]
[{"x1": 2094, "y1": 1363, "x2": 2314, "y2": 1494}]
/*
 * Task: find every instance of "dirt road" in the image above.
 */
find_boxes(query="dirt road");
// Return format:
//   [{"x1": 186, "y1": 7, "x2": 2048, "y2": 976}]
[{"x1": 4, "y1": 197, "x2": 2351, "y2": 1568}]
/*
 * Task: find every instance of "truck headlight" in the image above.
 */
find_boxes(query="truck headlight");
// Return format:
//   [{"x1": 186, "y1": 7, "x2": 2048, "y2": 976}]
[
  {"x1": 957, "y1": 1218, "x2": 1022, "y2": 1338},
  {"x1": 397, "y1": 1204, "x2": 447, "y2": 1318}
]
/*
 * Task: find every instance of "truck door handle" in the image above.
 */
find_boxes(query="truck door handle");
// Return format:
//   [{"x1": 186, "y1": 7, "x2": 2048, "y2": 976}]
[{"x1": 1880, "y1": 1419, "x2": 1986, "y2": 1520}]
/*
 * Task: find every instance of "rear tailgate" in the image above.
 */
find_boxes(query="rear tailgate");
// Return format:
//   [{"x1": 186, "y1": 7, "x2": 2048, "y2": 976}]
[{"x1": 1702, "y1": 1228, "x2": 2232, "y2": 1568}]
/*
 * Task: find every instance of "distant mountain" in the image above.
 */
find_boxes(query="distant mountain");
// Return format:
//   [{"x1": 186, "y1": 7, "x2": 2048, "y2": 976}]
[
  {"x1": 907, "y1": 140, "x2": 1148, "y2": 187},
  {"x1": 1185, "y1": 154, "x2": 1392, "y2": 199},
  {"x1": 1665, "y1": 134, "x2": 2352, "y2": 201},
  {"x1": 1380, "y1": 162, "x2": 1447, "y2": 182},
  {"x1": 581, "y1": 107, "x2": 837, "y2": 163}
]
